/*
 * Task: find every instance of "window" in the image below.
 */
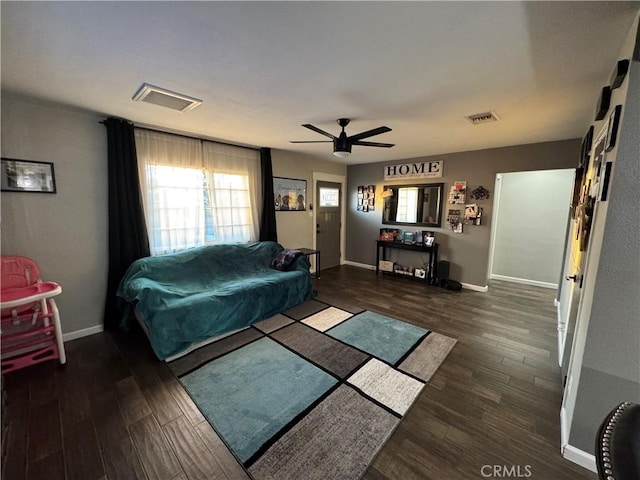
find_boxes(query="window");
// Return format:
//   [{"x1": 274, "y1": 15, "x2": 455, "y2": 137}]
[
  {"x1": 135, "y1": 130, "x2": 261, "y2": 255},
  {"x1": 145, "y1": 165, "x2": 205, "y2": 254},
  {"x1": 319, "y1": 187, "x2": 340, "y2": 207}
]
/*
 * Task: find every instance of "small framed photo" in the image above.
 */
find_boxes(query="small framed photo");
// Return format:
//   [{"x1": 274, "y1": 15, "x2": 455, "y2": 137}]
[
  {"x1": 422, "y1": 231, "x2": 435, "y2": 247},
  {"x1": 1, "y1": 158, "x2": 57, "y2": 193},
  {"x1": 605, "y1": 105, "x2": 622, "y2": 152}
]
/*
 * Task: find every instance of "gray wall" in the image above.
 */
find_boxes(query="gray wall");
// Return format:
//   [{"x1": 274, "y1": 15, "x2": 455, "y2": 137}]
[
  {"x1": 1, "y1": 95, "x2": 108, "y2": 335},
  {"x1": 491, "y1": 169, "x2": 574, "y2": 285},
  {"x1": 271, "y1": 149, "x2": 346, "y2": 250},
  {"x1": 0, "y1": 96, "x2": 346, "y2": 335},
  {"x1": 346, "y1": 140, "x2": 580, "y2": 287},
  {"x1": 569, "y1": 57, "x2": 640, "y2": 452}
]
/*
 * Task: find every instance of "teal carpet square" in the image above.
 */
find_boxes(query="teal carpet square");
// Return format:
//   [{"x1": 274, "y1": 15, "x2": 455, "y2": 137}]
[
  {"x1": 326, "y1": 311, "x2": 428, "y2": 364},
  {"x1": 180, "y1": 337, "x2": 337, "y2": 462}
]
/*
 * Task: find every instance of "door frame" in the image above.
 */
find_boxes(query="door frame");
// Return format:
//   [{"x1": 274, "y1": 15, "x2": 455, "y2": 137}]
[
  {"x1": 559, "y1": 125, "x2": 612, "y2": 457},
  {"x1": 312, "y1": 172, "x2": 346, "y2": 268},
  {"x1": 487, "y1": 173, "x2": 502, "y2": 281}
]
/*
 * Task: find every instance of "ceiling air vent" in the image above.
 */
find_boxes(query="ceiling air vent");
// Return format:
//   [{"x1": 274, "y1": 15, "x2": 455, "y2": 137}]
[
  {"x1": 132, "y1": 83, "x2": 202, "y2": 112},
  {"x1": 465, "y1": 110, "x2": 499, "y2": 125}
]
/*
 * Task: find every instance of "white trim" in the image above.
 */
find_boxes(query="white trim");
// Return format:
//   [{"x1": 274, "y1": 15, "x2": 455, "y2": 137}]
[
  {"x1": 487, "y1": 174, "x2": 502, "y2": 279},
  {"x1": 562, "y1": 444, "x2": 597, "y2": 473},
  {"x1": 343, "y1": 260, "x2": 376, "y2": 270},
  {"x1": 560, "y1": 405, "x2": 570, "y2": 449},
  {"x1": 557, "y1": 299, "x2": 566, "y2": 366},
  {"x1": 342, "y1": 262, "x2": 489, "y2": 291},
  {"x1": 62, "y1": 324, "x2": 104, "y2": 342},
  {"x1": 490, "y1": 274, "x2": 557, "y2": 290},
  {"x1": 312, "y1": 172, "x2": 347, "y2": 268},
  {"x1": 460, "y1": 282, "x2": 488, "y2": 293}
]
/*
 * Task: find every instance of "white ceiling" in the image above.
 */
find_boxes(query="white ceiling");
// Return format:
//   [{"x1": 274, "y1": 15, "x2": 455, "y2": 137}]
[{"x1": 2, "y1": 1, "x2": 638, "y2": 164}]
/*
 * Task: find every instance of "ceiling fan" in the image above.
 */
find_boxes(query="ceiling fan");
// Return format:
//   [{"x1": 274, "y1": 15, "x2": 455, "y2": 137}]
[{"x1": 290, "y1": 118, "x2": 394, "y2": 158}]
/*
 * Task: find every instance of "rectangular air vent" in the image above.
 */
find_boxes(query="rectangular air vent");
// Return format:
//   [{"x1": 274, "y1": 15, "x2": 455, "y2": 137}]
[
  {"x1": 132, "y1": 83, "x2": 202, "y2": 112},
  {"x1": 465, "y1": 110, "x2": 499, "y2": 125}
]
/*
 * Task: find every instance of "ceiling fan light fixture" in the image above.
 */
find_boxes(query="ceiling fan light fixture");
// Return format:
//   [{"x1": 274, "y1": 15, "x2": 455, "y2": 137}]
[{"x1": 291, "y1": 118, "x2": 393, "y2": 158}]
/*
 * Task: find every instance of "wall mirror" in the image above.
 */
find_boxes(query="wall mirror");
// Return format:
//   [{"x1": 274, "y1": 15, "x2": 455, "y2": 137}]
[{"x1": 382, "y1": 183, "x2": 444, "y2": 227}]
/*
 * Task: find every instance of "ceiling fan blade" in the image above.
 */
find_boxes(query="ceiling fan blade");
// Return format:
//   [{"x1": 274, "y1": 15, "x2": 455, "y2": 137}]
[
  {"x1": 352, "y1": 140, "x2": 395, "y2": 148},
  {"x1": 302, "y1": 124, "x2": 337, "y2": 140},
  {"x1": 290, "y1": 140, "x2": 333, "y2": 143},
  {"x1": 348, "y1": 126, "x2": 391, "y2": 142}
]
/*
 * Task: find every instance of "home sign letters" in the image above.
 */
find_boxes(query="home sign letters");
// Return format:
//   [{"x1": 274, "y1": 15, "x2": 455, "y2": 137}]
[{"x1": 384, "y1": 161, "x2": 443, "y2": 180}]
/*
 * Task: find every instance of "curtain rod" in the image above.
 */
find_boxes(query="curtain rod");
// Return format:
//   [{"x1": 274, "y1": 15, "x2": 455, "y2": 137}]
[{"x1": 100, "y1": 119, "x2": 261, "y2": 152}]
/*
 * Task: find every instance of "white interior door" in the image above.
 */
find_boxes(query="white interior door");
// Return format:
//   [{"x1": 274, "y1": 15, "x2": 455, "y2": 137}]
[{"x1": 560, "y1": 127, "x2": 609, "y2": 448}]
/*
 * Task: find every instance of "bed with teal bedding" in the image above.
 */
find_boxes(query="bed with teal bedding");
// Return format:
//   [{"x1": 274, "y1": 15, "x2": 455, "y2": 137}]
[{"x1": 117, "y1": 241, "x2": 312, "y2": 360}]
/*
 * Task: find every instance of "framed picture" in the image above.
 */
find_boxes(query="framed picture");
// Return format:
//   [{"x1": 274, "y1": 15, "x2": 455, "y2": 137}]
[
  {"x1": 1, "y1": 158, "x2": 57, "y2": 193},
  {"x1": 273, "y1": 177, "x2": 306, "y2": 211},
  {"x1": 605, "y1": 105, "x2": 622, "y2": 152},
  {"x1": 579, "y1": 126, "x2": 593, "y2": 168},
  {"x1": 422, "y1": 231, "x2": 435, "y2": 247},
  {"x1": 357, "y1": 184, "x2": 375, "y2": 213}
]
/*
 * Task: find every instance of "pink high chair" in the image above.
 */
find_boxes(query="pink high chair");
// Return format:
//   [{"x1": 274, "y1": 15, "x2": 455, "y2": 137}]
[{"x1": 1, "y1": 256, "x2": 66, "y2": 373}]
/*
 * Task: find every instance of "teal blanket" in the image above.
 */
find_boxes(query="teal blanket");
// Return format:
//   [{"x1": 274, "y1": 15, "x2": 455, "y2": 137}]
[{"x1": 117, "y1": 242, "x2": 312, "y2": 360}]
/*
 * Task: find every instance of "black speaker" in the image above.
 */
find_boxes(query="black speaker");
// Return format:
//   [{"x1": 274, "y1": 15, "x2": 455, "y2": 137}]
[{"x1": 437, "y1": 260, "x2": 450, "y2": 287}]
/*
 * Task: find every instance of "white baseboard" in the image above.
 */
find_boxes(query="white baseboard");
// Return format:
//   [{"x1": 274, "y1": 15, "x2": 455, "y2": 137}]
[
  {"x1": 460, "y1": 282, "x2": 488, "y2": 293},
  {"x1": 490, "y1": 274, "x2": 558, "y2": 290},
  {"x1": 62, "y1": 324, "x2": 104, "y2": 342},
  {"x1": 562, "y1": 444, "x2": 597, "y2": 473},
  {"x1": 344, "y1": 261, "x2": 488, "y2": 292},
  {"x1": 343, "y1": 260, "x2": 376, "y2": 270}
]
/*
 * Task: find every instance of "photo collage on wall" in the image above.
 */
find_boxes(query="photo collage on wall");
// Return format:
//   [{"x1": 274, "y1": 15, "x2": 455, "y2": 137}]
[{"x1": 357, "y1": 185, "x2": 375, "y2": 212}]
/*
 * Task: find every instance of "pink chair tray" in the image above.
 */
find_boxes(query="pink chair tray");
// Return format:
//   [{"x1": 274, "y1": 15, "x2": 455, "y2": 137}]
[{"x1": 0, "y1": 282, "x2": 61, "y2": 309}]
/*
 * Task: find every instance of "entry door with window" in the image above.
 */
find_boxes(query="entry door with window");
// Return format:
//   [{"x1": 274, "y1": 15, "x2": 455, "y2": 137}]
[{"x1": 316, "y1": 182, "x2": 341, "y2": 270}]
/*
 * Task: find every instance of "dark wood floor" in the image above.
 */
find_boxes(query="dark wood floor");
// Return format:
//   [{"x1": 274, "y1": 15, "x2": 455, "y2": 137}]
[{"x1": 2, "y1": 266, "x2": 596, "y2": 480}]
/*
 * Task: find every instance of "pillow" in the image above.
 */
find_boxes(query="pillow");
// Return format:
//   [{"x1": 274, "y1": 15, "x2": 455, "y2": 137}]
[{"x1": 270, "y1": 249, "x2": 303, "y2": 271}]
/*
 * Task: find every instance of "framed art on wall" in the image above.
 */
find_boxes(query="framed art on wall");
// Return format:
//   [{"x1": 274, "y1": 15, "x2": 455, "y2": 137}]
[
  {"x1": 273, "y1": 177, "x2": 306, "y2": 211},
  {"x1": 605, "y1": 105, "x2": 622, "y2": 152},
  {"x1": 1, "y1": 158, "x2": 57, "y2": 193}
]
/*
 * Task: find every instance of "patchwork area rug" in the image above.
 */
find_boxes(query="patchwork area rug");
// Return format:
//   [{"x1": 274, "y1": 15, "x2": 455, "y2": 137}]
[{"x1": 168, "y1": 299, "x2": 457, "y2": 480}]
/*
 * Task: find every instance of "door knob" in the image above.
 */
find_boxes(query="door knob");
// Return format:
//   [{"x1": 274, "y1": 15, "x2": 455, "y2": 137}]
[{"x1": 566, "y1": 275, "x2": 577, "y2": 282}]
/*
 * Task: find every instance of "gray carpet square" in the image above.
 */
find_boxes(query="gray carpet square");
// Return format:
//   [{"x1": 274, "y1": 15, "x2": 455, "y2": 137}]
[
  {"x1": 399, "y1": 332, "x2": 457, "y2": 382},
  {"x1": 347, "y1": 358, "x2": 424, "y2": 415},
  {"x1": 254, "y1": 313, "x2": 294, "y2": 333},
  {"x1": 249, "y1": 384, "x2": 399, "y2": 480},
  {"x1": 282, "y1": 299, "x2": 328, "y2": 320},
  {"x1": 168, "y1": 328, "x2": 263, "y2": 377},
  {"x1": 271, "y1": 323, "x2": 369, "y2": 379}
]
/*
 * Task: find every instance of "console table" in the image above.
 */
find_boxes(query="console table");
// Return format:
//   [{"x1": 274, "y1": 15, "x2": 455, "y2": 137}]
[{"x1": 376, "y1": 240, "x2": 438, "y2": 284}]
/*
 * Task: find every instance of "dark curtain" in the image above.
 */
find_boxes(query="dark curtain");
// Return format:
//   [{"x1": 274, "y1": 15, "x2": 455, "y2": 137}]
[
  {"x1": 103, "y1": 118, "x2": 150, "y2": 329},
  {"x1": 259, "y1": 147, "x2": 278, "y2": 242}
]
